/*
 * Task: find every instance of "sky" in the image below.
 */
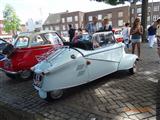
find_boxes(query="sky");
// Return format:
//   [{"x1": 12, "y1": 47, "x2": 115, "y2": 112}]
[{"x1": 0, "y1": 0, "x2": 160, "y2": 24}]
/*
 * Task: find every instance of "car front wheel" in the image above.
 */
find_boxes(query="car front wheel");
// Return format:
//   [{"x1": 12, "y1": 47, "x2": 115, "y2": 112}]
[
  {"x1": 129, "y1": 62, "x2": 137, "y2": 74},
  {"x1": 45, "y1": 90, "x2": 64, "y2": 101},
  {"x1": 20, "y1": 70, "x2": 32, "y2": 79}
]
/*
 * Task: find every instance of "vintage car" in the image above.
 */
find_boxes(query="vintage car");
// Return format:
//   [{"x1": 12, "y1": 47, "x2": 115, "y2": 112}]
[
  {"x1": 112, "y1": 29, "x2": 123, "y2": 42},
  {"x1": 0, "y1": 31, "x2": 63, "y2": 79},
  {"x1": 32, "y1": 31, "x2": 138, "y2": 100}
]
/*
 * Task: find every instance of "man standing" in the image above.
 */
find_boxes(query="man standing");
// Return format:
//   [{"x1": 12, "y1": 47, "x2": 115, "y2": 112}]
[
  {"x1": 98, "y1": 16, "x2": 112, "y2": 32},
  {"x1": 68, "y1": 24, "x2": 75, "y2": 42},
  {"x1": 148, "y1": 22, "x2": 157, "y2": 48},
  {"x1": 122, "y1": 23, "x2": 130, "y2": 49},
  {"x1": 85, "y1": 16, "x2": 99, "y2": 35}
]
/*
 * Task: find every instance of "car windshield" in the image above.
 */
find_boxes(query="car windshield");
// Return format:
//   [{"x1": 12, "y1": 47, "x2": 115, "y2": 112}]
[
  {"x1": 44, "y1": 32, "x2": 63, "y2": 45},
  {"x1": 14, "y1": 36, "x2": 29, "y2": 48},
  {"x1": 0, "y1": 39, "x2": 5, "y2": 44}
]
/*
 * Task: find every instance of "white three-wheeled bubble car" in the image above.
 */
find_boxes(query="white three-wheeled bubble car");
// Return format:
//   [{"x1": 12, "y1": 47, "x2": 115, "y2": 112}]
[{"x1": 32, "y1": 31, "x2": 138, "y2": 100}]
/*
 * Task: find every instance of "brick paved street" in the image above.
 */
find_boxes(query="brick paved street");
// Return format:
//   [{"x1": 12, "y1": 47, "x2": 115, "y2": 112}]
[{"x1": 0, "y1": 43, "x2": 160, "y2": 120}]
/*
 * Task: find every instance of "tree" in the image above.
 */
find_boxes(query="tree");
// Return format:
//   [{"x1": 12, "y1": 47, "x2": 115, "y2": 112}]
[
  {"x1": 3, "y1": 4, "x2": 21, "y2": 36},
  {"x1": 94, "y1": 0, "x2": 148, "y2": 42}
]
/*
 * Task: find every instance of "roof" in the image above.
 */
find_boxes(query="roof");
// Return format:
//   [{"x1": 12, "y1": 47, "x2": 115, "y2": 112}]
[
  {"x1": 18, "y1": 30, "x2": 57, "y2": 38},
  {"x1": 43, "y1": 13, "x2": 61, "y2": 25}
]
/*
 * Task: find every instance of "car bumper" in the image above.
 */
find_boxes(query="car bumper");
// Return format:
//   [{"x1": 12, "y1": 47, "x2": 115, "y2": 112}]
[
  {"x1": 34, "y1": 85, "x2": 47, "y2": 99},
  {"x1": 0, "y1": 68, "x2": 21, "y2": 74}
]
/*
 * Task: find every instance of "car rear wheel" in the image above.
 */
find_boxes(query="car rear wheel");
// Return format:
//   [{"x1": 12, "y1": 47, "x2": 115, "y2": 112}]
[
  {"x1": 46, "y1": 90, "x2": 63, "y2": 101},
  {"x1": 5, "y1": 73, "x2": 18, "y2": 79},
  {"x1": 129, "y1": 62, "x2": 137, "y2": 74}
]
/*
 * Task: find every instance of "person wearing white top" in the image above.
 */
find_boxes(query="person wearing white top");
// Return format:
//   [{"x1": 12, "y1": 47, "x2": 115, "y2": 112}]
[{"x1": 122, "y1": 23, "x2": 130, "y2": 49}]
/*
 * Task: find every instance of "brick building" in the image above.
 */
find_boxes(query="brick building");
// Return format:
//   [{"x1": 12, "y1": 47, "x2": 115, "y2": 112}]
[
  {"x1": 43, "y1": 1, "x2": 160, "y2": 36},
  {"x1": 43, "y1": 11, "x2": 85, "y2": 36}
]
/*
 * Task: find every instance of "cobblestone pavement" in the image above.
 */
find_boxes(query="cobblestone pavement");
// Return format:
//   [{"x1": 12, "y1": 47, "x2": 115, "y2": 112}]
[{"x1": 0, "y1": 43, "x2": 160, "y2": 120}]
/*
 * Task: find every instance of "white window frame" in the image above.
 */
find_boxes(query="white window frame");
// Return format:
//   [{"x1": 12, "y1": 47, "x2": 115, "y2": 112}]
[
  {"x1": 154, "y1": 6, "x2": 159, "y2": 11},
  {"x1": 75, "y1": 16, "x2": 78, "y2": 21},
  {"x1": 137, "y1": 8, "x2": 141, "y2": 14},
  {"x1": 118, "y1": 20, "x2": 123, "y2": 27},
  {"x1": 55, "y1": 26, "x2": 60, "y2": 31},
  {"x1": 88, "y1": 16, "x2": 92, "y2": 21},
  {"x1": 75, "y1": 24, "x2": 79, "y2": 29},
  {"x1": 62, "y1": 18, "x2": 65, "y2": 23},
  {"x1": 107, "y1": 13, "x2": 112, "y2": 19},
  {"x1": 118, "y1": 11, "x2": 123, "y2": 18},
  {"x1": 67, "y1": 17, "x2": 73, "y2": 22},
  {"x1": 98, "y1": 14, "x2": 102, "y2": 20}
]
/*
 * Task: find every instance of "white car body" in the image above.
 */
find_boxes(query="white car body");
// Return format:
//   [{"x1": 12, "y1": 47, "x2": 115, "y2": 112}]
[{"x1": 32, "y1": 32, "x2": 138, "y2": 99}]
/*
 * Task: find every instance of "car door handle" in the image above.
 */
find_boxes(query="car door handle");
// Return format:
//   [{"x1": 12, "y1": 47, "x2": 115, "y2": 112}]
[{"x1": 71, "y1": 54, "x2": 76, "y2": 59}]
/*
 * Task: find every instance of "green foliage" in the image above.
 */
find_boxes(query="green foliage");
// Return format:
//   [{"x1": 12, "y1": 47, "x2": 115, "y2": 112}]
[
  {"x1": 95, "y1": 0, "x2": 141, "y2": 5},
  {"x1": 3, "y1": 4, "x2": 21, "y2": 34}
]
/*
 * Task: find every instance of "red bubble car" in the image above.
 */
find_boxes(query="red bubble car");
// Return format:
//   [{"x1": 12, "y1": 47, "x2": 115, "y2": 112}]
[{"x1": 0, "y1": 31, "x2": 63, "y2": 79}]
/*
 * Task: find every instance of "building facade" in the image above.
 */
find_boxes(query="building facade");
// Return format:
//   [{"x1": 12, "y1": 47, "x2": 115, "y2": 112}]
[
  {"x1": 43, "y1": 11, "x2": 85, "y2": 37},
  {"x1": 130, "y1": 2, "x2": 160, "y2": 25},
  {"x1": 43, "y1": 1, "x2": 160, "y2": 36}
]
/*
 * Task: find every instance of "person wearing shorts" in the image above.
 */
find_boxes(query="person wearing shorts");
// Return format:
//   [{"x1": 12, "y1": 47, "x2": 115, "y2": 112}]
[{"x1": 130, "y1": 18, "x2": 143, "y2": 60}]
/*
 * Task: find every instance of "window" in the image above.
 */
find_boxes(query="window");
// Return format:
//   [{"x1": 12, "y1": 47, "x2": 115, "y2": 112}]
[
  {"x1": 88, "y1": 16, "x2": 92, "y2": 21},
  {"x1": 67, "y1": 17, "x2": 72, "y2": 22},
  {"x1": 107, "y1": 13, "x2": 112, "y2": 19},
  {"x1": 147, "y1": 16, "x2": 150, "y2": 22},
  {"x1": 92, "y1": 32, "x2": 115, "y2": 48},
  {"x1": 75, "y1": 16, "x2": 78, "y2": 21},
  {"x1": 131, "y1": 8, "x2": 134, "y2": 14},
  {"x1": 75, "y1": 24, "x2": 79, "y2": 29},
  {"x1": 118, "y1": 20, "x2": 123, "y2": 27},
  {"x1": 62, "y1": 25, "x2": 66, "y2": 30},
  {"x1": 148, "y1": 7, "x2": 151, "y2": 13},
  {"x1": 153, "y1": 15, "x2": 159, "y2": 21},
  {"x1": 118, "y1": 12, "x2": 123, "y2": 18},
  {"x1": 44, "y1": 32, "x2": 63, "y2": 45},
  {"x1": 62, "y1": 18, "x2": 65, "y2": 23},
  {"x1": 15, "y1": 37, "x2": 29, "y2": 48},
  {"x1": 55, "y1": 26, "x2": 60, "y2": 31},
  {"x1": 31, "y1": 35, "x2": 44, "y2": 46},
  {"x1": 137, "y1": 8, "x2": 141, "y2": 14},
  {"x1": 98, "y1": 14, "x2": 102, "y2": 20},
  {"x1": 154, "y1": 6, "x2": 159, "y2": 11}
]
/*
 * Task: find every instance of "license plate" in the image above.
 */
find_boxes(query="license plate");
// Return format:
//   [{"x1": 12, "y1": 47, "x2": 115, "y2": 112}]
[{"x1": 33, "y1": 74, "x2": 43, "y2": 87}]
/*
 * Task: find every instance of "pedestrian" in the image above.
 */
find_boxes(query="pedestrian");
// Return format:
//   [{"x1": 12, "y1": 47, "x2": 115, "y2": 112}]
[
  {"x1": 130, "y1": 17, "x2": 143, "y2": 60},
  {"x1": 73, "y1": 28, "x2": 83, "y2": 43},
  {"x1": 155, "y1": 18, "x2": 160, "y2": 63},
  {"x1": 122, "y1": 23, "x2": 130, "y2": 49},
  {"x1": 85, "y1": 16, "x2": 99, "y2": 35},
  {"x1": 147, "y1": 21, "x2": 157, "y2": 48},
  {"x1": 98, "y1": 16, "x2": 112, "y2": 32},
  {"x1": 68, "y1": 24, "x2": 75, "y2": 42}
]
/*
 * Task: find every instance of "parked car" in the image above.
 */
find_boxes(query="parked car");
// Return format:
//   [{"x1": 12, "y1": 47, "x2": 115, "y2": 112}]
[
  {"x1": 0, "y1": 38, "x2": 9, "y2": 54},
  {"x1": 32, "y1": 31, "x2": 138, "y2": 100},
  {"x1": 112, "y1": 29, "x2": 123, "y2": 42},
  {"x1": 0, "y1": 31, "x2": 63, "y2": 79}
]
